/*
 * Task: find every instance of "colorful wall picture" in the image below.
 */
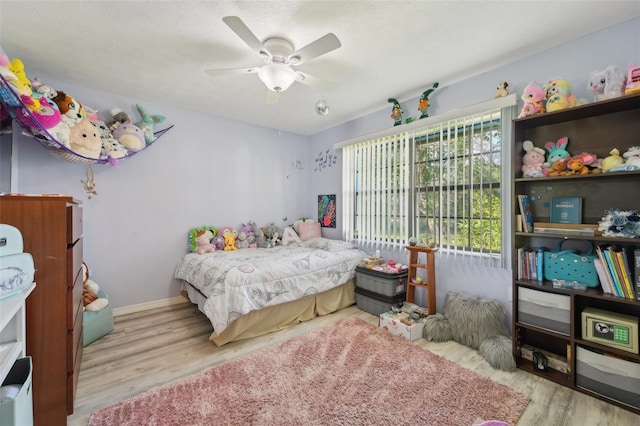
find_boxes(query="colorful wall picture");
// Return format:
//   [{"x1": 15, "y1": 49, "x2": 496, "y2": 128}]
[{"x1": 318, "y1": 194, "x2": 336, "y2": 228}]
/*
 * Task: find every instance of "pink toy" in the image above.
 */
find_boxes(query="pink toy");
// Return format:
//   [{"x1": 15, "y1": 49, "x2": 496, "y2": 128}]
[
  {"x1": 518, "y1": 81, "x2": 545, "y2": 118},
  {"x1": 625, "y1": 63, "x2": 640, "y2": 95},
  {"x1": 17, "y1": 95, "x2": 60, "y2": 130},
  {"x1": 195, "y1": 230, "x2": 216, "y2": 254},
  {"x1": 521, "y1": 140, "x2": 546, "y2": 178}
]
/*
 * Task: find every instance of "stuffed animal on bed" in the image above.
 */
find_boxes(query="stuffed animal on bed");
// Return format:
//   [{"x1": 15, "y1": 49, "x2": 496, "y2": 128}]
[
  {"x1": 223, "y1": 229, "x2": 238, "y2": 251},
  {"x1": 195, "y1": 230, "x2": 216, "y2": 254},
  {"x1": 251, "y1": 221, "x2": 268, "y2": 248},
  {"x1": 265, "y1": 223, "x2": 283, "y2": 247}
]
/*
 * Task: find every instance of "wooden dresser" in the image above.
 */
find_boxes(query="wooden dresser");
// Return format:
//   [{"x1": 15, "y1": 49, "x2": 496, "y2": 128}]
[{"x1": 0, "y1": 195, "x2": 84, "y2": 426}]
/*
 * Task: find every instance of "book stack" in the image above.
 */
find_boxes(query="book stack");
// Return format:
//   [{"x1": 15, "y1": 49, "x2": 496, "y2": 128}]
[
  {"x1": 533, "y1": 222, "x2": 602, "y2": 236},
  {"x1": 516, "y1": 246, "x2": 543, "y2": 281},
  {"x1": 594, "y1": 245, "x2": 639, "y2": 300}
]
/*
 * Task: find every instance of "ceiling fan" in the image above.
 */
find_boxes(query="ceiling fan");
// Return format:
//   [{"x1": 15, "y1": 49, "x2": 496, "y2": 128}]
[{"x1": 205, "y1": 16, "x2": 341, "y2": 101}]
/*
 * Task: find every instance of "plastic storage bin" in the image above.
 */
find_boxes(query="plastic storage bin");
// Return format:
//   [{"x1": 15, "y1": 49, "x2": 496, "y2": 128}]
[
  {"x1": 355, "y1": 266, "x2": 407, "y2": 297},
  {"x1": 0, "y1": 357, "x2": 33, "y2": 426},
  {"x1": 518, "y1": 287, "x2": 570, "y2": 335},
  {"x1": 355, "y1": 286, "x2": 406, "y2": 316},
  {"x1": 576, "y1": 346, "x2": 640, "y2": 410}
]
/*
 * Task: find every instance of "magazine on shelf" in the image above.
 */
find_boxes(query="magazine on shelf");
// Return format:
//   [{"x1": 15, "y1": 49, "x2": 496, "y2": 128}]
[
  {"x1": 550, "y1": 197, "x2": 582, "y2": 224},
  {"x1": 517, "y1": 195, "x2": 534, "y2": 233}
]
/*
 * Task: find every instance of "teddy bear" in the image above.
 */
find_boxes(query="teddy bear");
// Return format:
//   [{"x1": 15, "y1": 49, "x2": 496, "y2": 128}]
[
  {"x1": 68, "y1": 118, "x2": 102, "y2": 159},
  {"x1": 265, "y1": 223, "x2": 283, "y2": 247},
  {"x1": 546, "y1": 158, "x2": 569, "y2": 177},
  {"x1": 195, "y1": 230, "x2": 216, "y2": 254},
  {"x1": 588, "y1": 66, "x2": 627, "y2": 101},
  {"x1": 251, "y1": 221, "x2": 268, "y2": 248},
  {"x1": 518, "y1": 81, "x2": 545, "y2": 118},
  {"x1": 494, "y1": 81, "x2": 509, "y2": 98},
  {"x1": 223, "y1": 228, "x2": 238, "y2": 251},
  {"x1": 521, "y1": 140, "x2": 546, "y2": 178},
  {"x1": 134, "y1": 104, "x2": 166, "y2": 144},
  {"x1": 565, "y1": 156, "x2": 590, "y2": 175},
  {"x1": 81, "y1": 263, "x2": 109, "y2": 312}
]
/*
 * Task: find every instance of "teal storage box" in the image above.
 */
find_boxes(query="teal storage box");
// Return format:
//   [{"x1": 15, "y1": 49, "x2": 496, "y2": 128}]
[
  {"x1": 0, "y1": 357, "x2": 33, "y2": 426},
  {"x1": 83, "y1": 290, "x2": 114, "y2": 346}
]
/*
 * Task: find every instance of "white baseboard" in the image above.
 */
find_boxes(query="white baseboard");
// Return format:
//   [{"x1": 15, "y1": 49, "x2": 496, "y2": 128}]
[{"x1": 113, "y1": 295, "x2": 188, "y2": 317}]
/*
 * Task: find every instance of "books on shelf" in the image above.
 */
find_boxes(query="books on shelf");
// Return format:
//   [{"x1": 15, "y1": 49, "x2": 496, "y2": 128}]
[
  {"x1": 517, "y1": 195, "x2": 534, "y2": 233},
  {"x1": 516, "y1": 246, "x2": 543, "y2": 281},
  {"x1": 636, "y1": 248, "x2": 640, "y2": 301},
  {"x1": 550, "y1": 197, "x2": 582, "y2": 224},
  {"x1": 533, "y1": 222, "x2": 601, "y2": 236},
  {"x1": 595, "y1": 244, "x2": 637, "y2": 300}
]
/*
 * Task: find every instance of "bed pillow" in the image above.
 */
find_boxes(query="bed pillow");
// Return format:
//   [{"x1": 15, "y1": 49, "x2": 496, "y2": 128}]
[
  {"x1": 293, "y1": 218, "x2": 316, "y2": 234},
  {"x1": 188, "y1": 226, "x2": 218, "y2": 253},
  {"x1": 281, "y1": 227, "x2": 303, "y2": 246},
  {"x1": 298, "y1": 221, "x2": 322, "y2": 241}
]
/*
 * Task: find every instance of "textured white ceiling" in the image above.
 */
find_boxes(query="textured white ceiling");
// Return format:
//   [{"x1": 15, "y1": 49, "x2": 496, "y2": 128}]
[{"x1": 1, "y1": 1, "x2": 639, "y2": 136}]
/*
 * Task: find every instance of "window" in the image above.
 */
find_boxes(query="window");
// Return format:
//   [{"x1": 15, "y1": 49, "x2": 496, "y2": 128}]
[{"x1": 339, "y1": 96, "x2": 515, "y2": 266}]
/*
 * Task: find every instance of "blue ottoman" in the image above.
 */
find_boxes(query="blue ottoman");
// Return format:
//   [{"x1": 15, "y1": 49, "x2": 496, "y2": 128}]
[{"x1": 82, "y1": 290, "x2": 114, "y2": 346}]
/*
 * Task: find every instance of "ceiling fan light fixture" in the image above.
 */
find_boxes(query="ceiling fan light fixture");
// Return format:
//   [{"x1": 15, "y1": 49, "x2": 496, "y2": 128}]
[{"x1": 258, "y1": 63, "x2": 297, "y2": 92}]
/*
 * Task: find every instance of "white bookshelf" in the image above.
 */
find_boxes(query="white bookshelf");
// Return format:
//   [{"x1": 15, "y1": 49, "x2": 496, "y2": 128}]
[{"x1": 0, "y1": 283, "x2": 35, "y2": 383}]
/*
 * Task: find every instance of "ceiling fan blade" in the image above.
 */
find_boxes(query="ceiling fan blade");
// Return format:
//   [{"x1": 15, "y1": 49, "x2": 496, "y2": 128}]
[
  {"x1": 265, "y1": 90, "x2": 279, "y2": 105},
  {"x1": 222, "y1": 16, "x2": 270, "y2": 58},
  {"x1": 205, "y1": 67, "x2": 260, "y2": 77},
  {"x1": 295, "y1": 71, "x2": 336, "y2": 92},
  {"x1": 288, "y1": 33, "x2": 341, "y2": 65}
]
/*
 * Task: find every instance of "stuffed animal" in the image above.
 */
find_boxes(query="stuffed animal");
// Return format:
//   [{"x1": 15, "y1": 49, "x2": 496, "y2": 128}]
[
  {"x1": 134, "y1": 104, "x2": 166, "y2": 144},
  {"x1": 51, "y1": 91, "x2": 83, "y2": 127},
  {"x1": 545, "y1": 94, "x2": 572, "y2": 113},
  {"x1": 546, "y1": 158, "x2": 569, "y2": 177},
  {"x1": 68, "y1": 118, "x2": 102, "y2": 159},
  {"x1": 494, "y1": 81, "x2": 509, "y2": 98},
  {"x1": 212, "y1": 235, "x2": 225, "y2": 251},
  {"x1": 223, "y1": 228, "x2": 238, "y2": 251},
  {"x1": 17, "y1": 95, "x2": 71, "y2": 146},
  {"x1": 251, "y1": 221, "x2": 268, "y2": 248},
  {"x1": 521, "y1": 140, "x2": 546, "y2": 178},
  {"x1": 31, "y1": 78, "x2": 57, "y2": 100},
  {"x1": 625, "y1": 63, "x2": 640, "y2": 95},
  {"x1": 235, "y1": 230, "x2": 251, "y2": 249},
  {"x1": 265, "y1": 223, "x2": 283, "y2": 247},
  {"x1": 622, "y1": 146, "x2": 640, "y2": 168},
  {"x1": 599, "y1": 148, "x2": 624, "y2": 172},
  {"x1": 195, "y1": 230, "x2": 216, "y2": 254},
  {"x1": 107, "y1": 108, "x2": 131, "y2": 131},
  {"x1": 544, "y1": 77, "x2": 577, "y2": 108},
  {"x1": 7, "y1": 58, "x2": 32, "y2": 96},
  {"x1": 566, "y1": 156, "x2": 590, "y2": 175},
  {"x1": 112, "y1": 122, "x2": 145, "y2": 151},
  {"x1": 91, "y1": 119, "x2": 128, "y2": 161},
  {"x1": 81, "y1": 263, "x2": 109, "y2": 312},
  {"x1": 518, "y1": 81, "x2": 545, "y2": 118},
  {"x1": 544, "y1": 137, "x2": 571, "y2": 166},
  {"x1": 588, "y1": 66, "x2": 627, "y2": 101},
  {"x1": 237, "y1": 223, "x2": 256, "y2": 248}
]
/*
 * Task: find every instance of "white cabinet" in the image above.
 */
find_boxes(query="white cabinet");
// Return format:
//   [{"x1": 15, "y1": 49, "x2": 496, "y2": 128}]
[{"x1": 0, "y1": 283, "x2": 35, "y2": 383}]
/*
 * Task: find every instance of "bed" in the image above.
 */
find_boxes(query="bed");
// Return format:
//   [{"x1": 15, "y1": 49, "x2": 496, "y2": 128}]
[{"x1": 174, "y1": 237, "x2": 367, "y2": 345}]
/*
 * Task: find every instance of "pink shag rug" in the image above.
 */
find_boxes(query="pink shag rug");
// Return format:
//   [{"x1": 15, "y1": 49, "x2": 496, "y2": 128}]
[{"x1": 89, "y1": 317, "x2": 529, "y2": 426}]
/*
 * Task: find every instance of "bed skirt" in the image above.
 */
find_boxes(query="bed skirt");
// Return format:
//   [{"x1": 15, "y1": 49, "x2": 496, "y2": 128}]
[{"x1": 182, "y1": 278, "x2": 356, "y2": 346}]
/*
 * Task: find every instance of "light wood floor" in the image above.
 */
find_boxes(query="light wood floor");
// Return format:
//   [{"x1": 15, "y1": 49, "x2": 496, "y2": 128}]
[{"x1": 68, "y1": 302, "x2": 640, "y2": 426}]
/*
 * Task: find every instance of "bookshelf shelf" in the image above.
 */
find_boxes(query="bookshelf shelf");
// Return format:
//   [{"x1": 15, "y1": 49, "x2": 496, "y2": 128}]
[{"x1": 512, "y1": 93, "x2": 640, "y2": 414}]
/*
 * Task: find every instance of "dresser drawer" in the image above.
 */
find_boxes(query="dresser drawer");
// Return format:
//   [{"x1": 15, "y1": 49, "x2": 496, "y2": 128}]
[
  {"x1": 67, "y1": 238, "x2": 83, "y2": 289},
  {"x1": 67, "y1": 300, "x2": 84, "y2": 373},
  {"x1": 67, "y1": 204, "x2": 83, "y2": 245},
  {"x1": 67, "y1": 323, "x2": 83, "y2": 415}
]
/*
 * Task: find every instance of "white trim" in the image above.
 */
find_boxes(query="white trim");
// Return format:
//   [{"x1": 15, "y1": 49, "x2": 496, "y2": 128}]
[
  {"x1": 112, "y1": 295, "x2": 188, "y2": 317},
  {"x1": 333, "y1": 94, "x2": 517, "y2": 150}
]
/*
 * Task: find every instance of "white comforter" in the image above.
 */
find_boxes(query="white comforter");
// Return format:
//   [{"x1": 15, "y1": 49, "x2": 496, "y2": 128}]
[{"x1": 174, "y1": 238, "x2": 366, "y2": 334}]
